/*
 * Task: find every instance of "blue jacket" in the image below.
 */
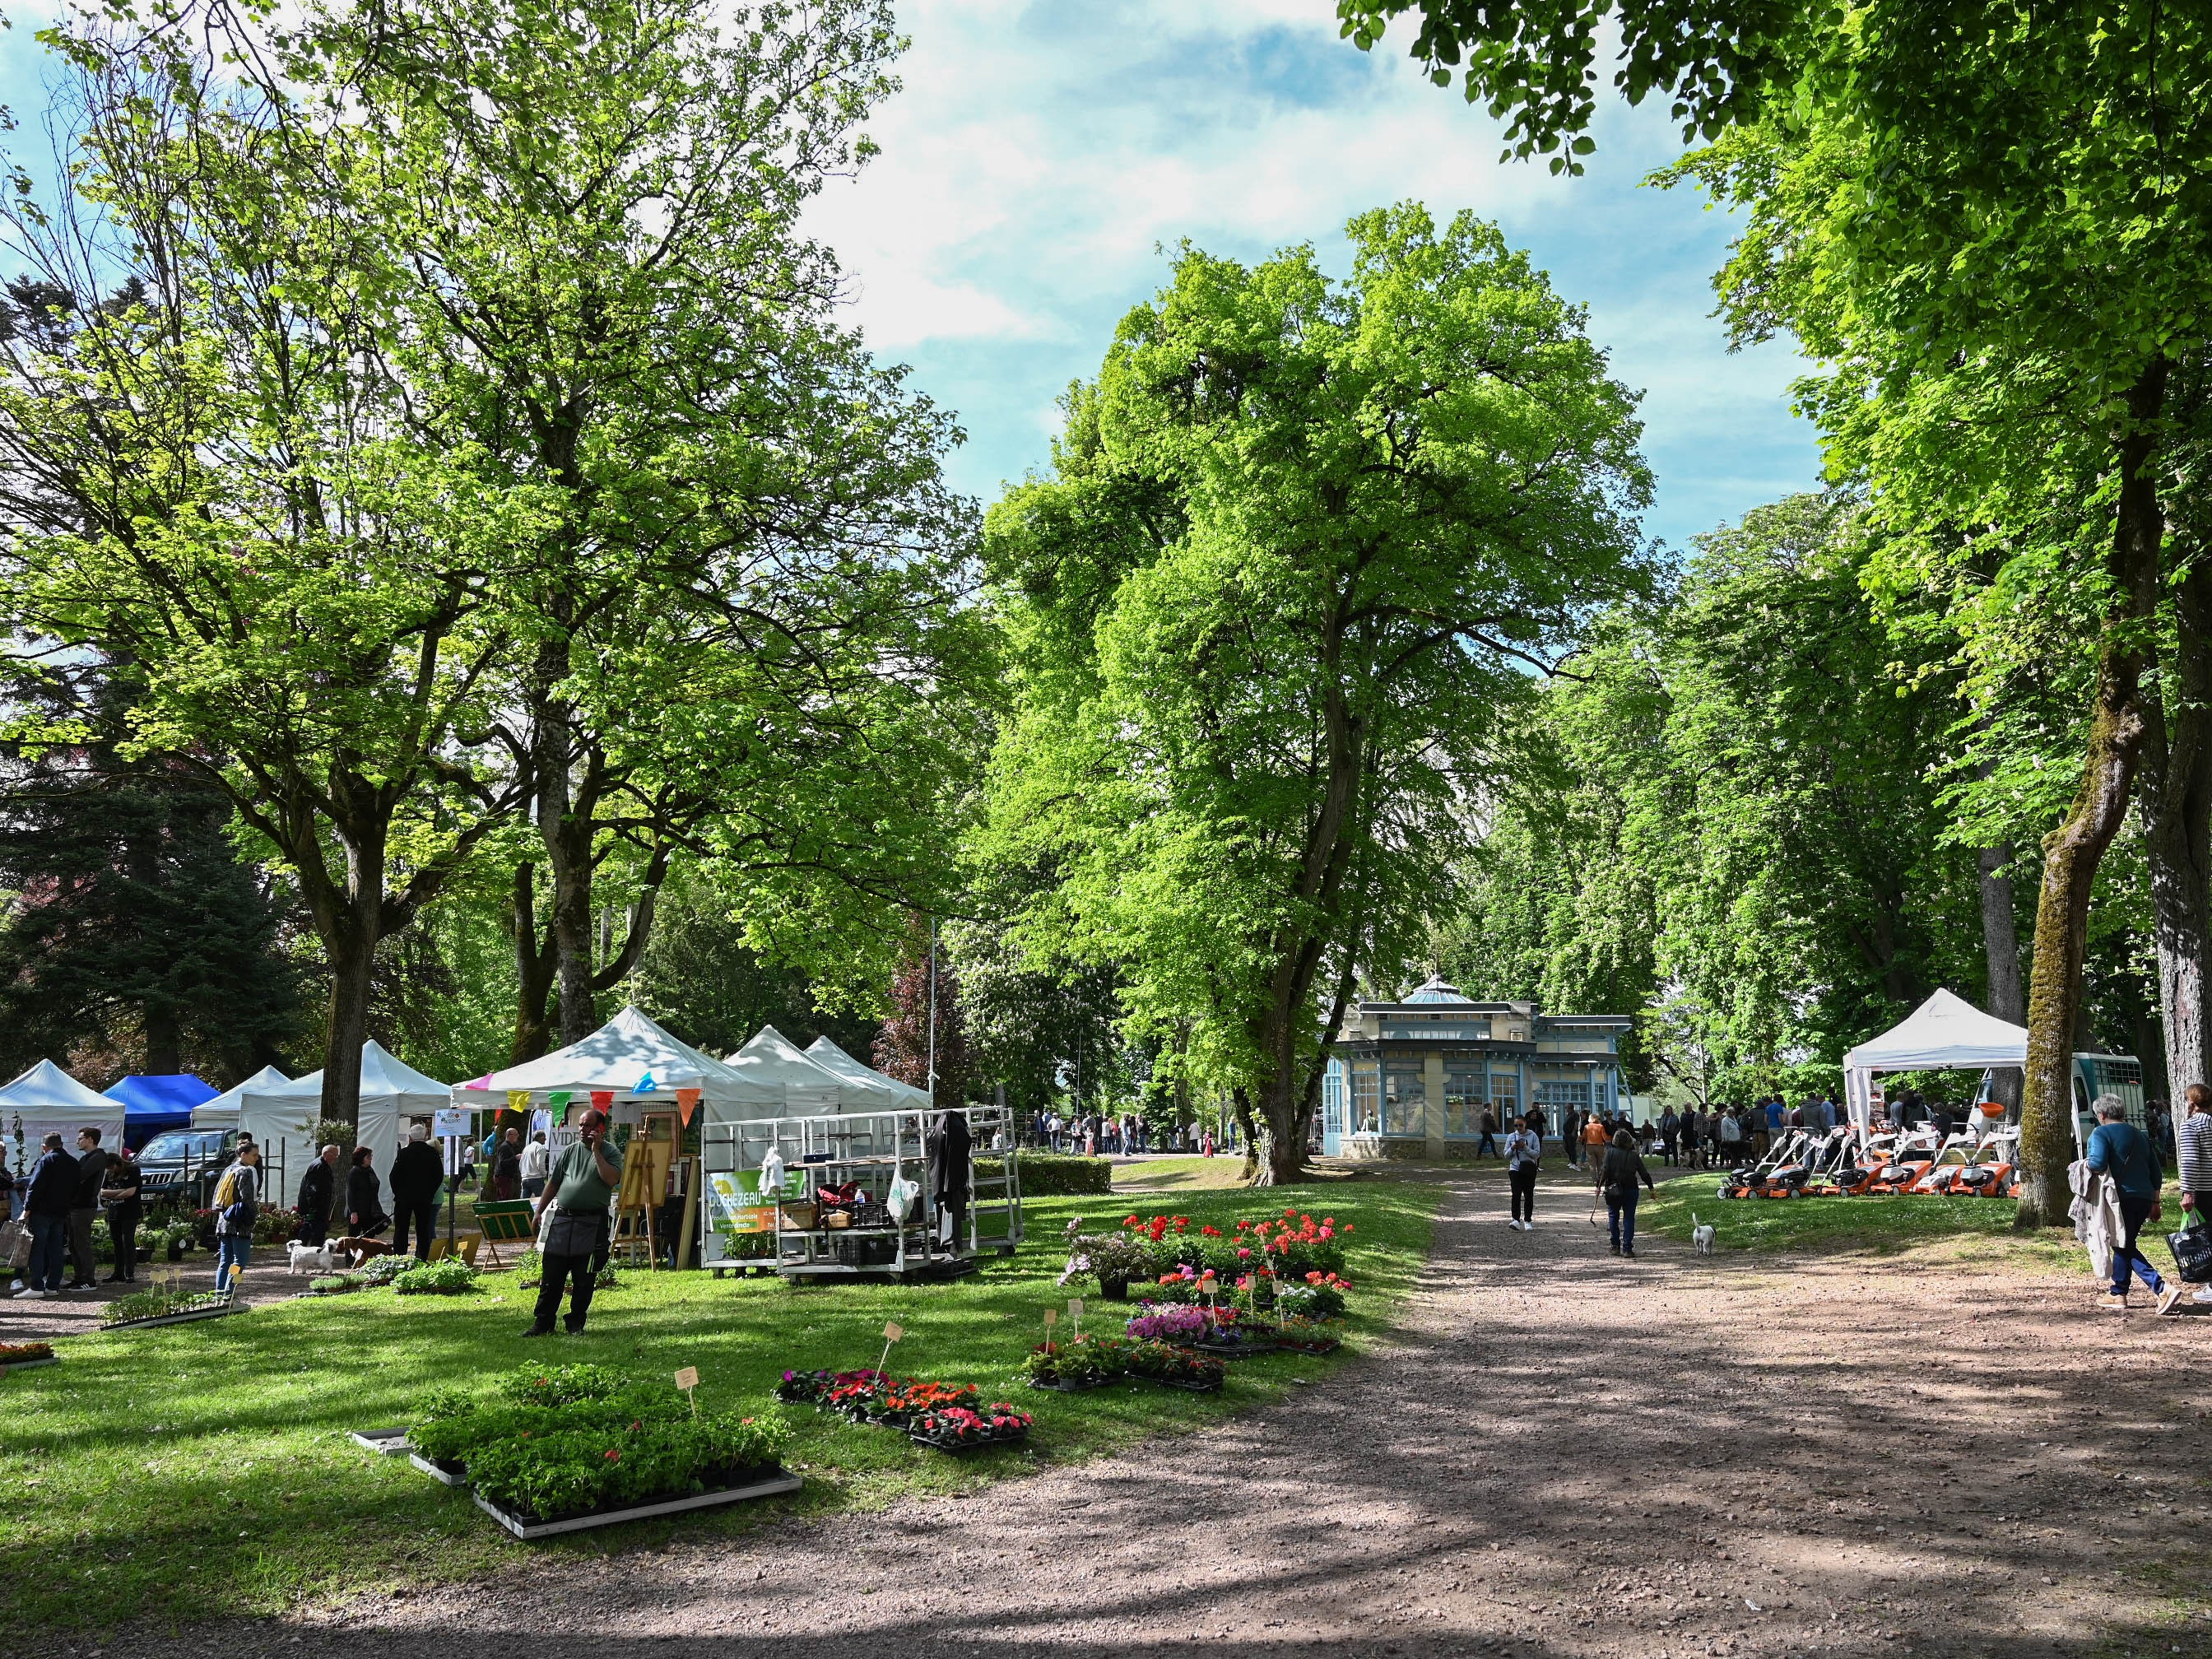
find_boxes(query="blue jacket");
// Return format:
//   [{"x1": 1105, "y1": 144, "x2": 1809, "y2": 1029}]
[
  {"x1": 24, "y1": 1149, "x2": 79, "y2": 1217},
  {"x1": 2087, "y1": 1120, "x2": 2163, "y2": 1201}
]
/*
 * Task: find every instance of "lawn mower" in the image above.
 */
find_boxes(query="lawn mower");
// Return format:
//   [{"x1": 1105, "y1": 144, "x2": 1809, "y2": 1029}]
[{"x1": 1861, "y1": 1128, "x2": 1942, "y2": 1194}]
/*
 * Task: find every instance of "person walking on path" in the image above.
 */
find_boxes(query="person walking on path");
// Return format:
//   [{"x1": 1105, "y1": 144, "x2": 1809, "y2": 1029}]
[
  {"x1": 345, "y1": 1145, "x2": 390, "y2": 1240},
  {"x1": 1582, "y1": 1110, "x2": 1610, "y2": 1176},
  {"x1": 1504, "y1": 1113, "x2": 1543, "y2": 1232},
  {"x1": 1658, "y1": 1106, "x2": 1679, "y2": 1167},
  {"x1": 1477, "y1": 1108, "x2": 1499, "y2": 1160},
  {"x1": 295, "y1": 1146, "x2": 340, "y2": 1247},
  {"x1": 13, "y1": 1132, "x2": 77, "y2": 1298},
  {"x1": 2086, "y1": 1095, "x2": 2185, "y2": 1314},
  {"x1": 388, "y1": 1123, "x2": 444, "y2": 1259},
  {"x1": 65, "y1": 1126, "x2": 110, "y2": 1289},
  {"x1": 2173, "y1": 1084, "x2": 2212, "y2": 1301},
  {"x1": 1599, "y1": 1127, "x2": 1657, "y2": 1257},
  {"x1": 210, "y1": 1142, "x2": 260, "y2": 1294},
  {"x1": 100, "y1": 1147, "x2": 142, "y2": 1282},
  {"x1": 527, "y1": 1105, "x2": 623, "y2": 1337}
]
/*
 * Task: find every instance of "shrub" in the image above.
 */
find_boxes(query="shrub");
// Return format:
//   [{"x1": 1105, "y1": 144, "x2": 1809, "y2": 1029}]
[
  {"x1": 392, "y1": 1257, "x2": 481, "y2": 1295},
  {"x1": 978, "y1": 1153, "x2": 1110, "y2": 1196},
  {"x1": 307, "y1": 1273, "x2": 364, "y2": 1294},
  {"x1": 358, "y1": 1254, "x2": 410, "y2": 1285}
]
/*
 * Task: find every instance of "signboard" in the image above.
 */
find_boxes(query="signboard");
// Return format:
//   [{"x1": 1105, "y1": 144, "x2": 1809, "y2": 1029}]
[{"x1": 433, "y1": 1108, "x2": 472, "y2": 1139}]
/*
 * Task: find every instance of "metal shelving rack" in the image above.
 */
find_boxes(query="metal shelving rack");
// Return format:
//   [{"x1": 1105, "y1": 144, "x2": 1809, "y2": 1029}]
[{"x1": 703, "y1": 1104, "x2": 1022, "y2": 1281}]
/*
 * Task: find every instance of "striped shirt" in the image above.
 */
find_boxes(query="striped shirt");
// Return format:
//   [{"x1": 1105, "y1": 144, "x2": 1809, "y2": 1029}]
[{"x1": 2177, "y1": 1108, "x2": 2212, "y2": 1193}]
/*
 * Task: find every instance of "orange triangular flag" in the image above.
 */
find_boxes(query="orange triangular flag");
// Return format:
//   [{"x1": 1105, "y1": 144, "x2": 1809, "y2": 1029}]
[{"x1": 675, "y1": 1086, "x2": 700, "y2": 1126}]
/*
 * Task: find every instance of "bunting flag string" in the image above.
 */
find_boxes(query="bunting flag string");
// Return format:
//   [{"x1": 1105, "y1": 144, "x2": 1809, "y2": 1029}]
[
  {"x1": 547, "y1": 1090, "x2": 572, "y2": 1109},
  {"x1": 675, "y1": 1086, "x2": 700, "y2": 1127},
  {"x1": 590, "y1": 1090, "x2": 613, "y2": 1111},
  {"x1": 506, "y1": 1088, "x2": 532, "y2": 1114}
]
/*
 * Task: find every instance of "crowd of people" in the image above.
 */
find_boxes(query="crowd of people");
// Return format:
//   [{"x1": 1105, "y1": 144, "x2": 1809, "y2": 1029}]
[{"x1": 1028, "y1": 1111, "x2": 1232, "y2": 1158}]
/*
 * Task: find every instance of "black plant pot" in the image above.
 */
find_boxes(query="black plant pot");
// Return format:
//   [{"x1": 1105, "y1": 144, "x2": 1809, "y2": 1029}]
[
  {"x1": 1099, "y1": 1278, "x2": 1129, "y2": 1302},
  {"x1": 167, "y1": 1239, "x2": 184, "y2": 1262}
]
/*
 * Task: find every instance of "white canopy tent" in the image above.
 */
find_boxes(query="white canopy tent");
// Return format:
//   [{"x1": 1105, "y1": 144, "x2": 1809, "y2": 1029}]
[
  {"x1": 1843, "y1": 988, "x2": 2028, "y2": 1132},
  {"x1": 467, "y1": 1005, "x2": 780, "y2": 1126},
  {"x1": 804, "y1": 1035, "x2": 931, "y2": 1109},
  {"x1": 189, "y1": 1064, "x2": 291, "y2": 1127},
  {"x1": 0, "y1": 1059, "x2": 124, "y2": 1156},
  {"x1": 724, "y1": 1026, "x2": 850, "y2": 1113},
  {"x1": 223, "y1": 1042, "x2": 449, "y2": 1180}
]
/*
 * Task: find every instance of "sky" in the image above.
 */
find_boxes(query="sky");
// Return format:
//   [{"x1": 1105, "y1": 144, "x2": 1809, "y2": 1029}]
[
  {"x1": 803, "y1": 0, "x2": 1826, "y2": 557},
  {"x1": 0, "y1": 0, "x2": 1827, "y2": 555}
]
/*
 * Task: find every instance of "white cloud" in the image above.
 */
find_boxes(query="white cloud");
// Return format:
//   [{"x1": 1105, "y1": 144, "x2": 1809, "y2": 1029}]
[{"x1": 801, "y1": 0, "x2": 1823, "y2": 546}]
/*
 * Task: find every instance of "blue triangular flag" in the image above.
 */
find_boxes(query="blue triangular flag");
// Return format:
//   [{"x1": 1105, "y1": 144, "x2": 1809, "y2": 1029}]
[{"x1": 636, "y1": 1071, "x2": 656, "y2": 1094}]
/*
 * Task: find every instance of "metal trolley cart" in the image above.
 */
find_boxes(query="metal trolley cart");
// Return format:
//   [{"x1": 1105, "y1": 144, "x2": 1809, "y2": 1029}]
[{"x1": 701, "y1": 1104, "x2": 1023, "y2": 1281}]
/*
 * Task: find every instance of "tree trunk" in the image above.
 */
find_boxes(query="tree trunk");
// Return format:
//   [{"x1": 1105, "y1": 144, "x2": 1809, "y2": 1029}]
[
  {"x1": 509, "y1": 862, "x2": 557, "y2": 1065},
  {"x1": 1978, "y1": 840, "x2": 2024, "y2": 1116},
  {"x1": 142, "y1": 999, "x2": 183, "y2": 1078},
  {"x1": 318, "y1": 913, "x2": 376, "y2": 1136},
  {"x1": 2140, "y1": 552, "x2": 2212, "y2": 1105},
  {"x1": 2018, "y1": 358, "x2": 2166, "y2": 1224}
]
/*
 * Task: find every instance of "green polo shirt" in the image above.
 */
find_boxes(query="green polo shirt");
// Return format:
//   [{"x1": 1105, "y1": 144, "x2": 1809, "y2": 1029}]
[{"x1": 551, "y1": 1138, "x2": 620, "y2": 1213}]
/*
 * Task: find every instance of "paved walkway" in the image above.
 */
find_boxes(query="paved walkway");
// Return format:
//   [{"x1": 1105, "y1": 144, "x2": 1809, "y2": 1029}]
[{"x1": 169, "y1": 1173, "x2": 2211, "y2": 1659}]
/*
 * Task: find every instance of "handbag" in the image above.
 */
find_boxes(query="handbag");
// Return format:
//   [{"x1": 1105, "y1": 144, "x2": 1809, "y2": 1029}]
[
  {"x1": 2168, "y1": 1218, "x2": 2212, "y2": 1284},
  {"x1": 0, "y1": 1218, "x2": 28, "y2": 1271}
]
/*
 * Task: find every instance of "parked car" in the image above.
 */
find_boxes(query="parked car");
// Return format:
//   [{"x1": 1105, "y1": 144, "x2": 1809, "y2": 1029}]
[{"x1": 134, "y1": 1127, "x2": 239, "y2": 1208}]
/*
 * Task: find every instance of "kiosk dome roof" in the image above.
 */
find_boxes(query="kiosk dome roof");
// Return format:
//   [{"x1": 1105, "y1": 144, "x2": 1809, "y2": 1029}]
[{"x1": 1402, "y1": 976, "x2": 1475, "y2": 1005}]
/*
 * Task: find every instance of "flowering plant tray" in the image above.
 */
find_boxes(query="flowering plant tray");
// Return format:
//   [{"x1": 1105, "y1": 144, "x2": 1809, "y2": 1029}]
[
  {"x1": 103, "y1": 1301, "x2": 244, "y2": 1331},
  {"x1": 1025, "y1": 1374, "x2": 1113, "y2": 1392},
  {"x1": 349, "y1": 1427, "x2": 411, "y2": 1455},
  {"x1": 0, "y1": 1356, "x2": 58, "y2": 1374},
  {"x1": 471, "y1": 1466, "x2": 802, "y2": 1540},
  {"x1": 908, "y1": 1427, "x2": 1029, "y2": 1453},
  {"x1": 1144, "y1": 1373, "x2": 1223, "y2": 1393},
  {"x1": 1275, "y1": 1336, "x2": 1341, "y2": 1355},
  {"x1": 407, "y1": 1451, "x2": 468, "y2": 1487}
]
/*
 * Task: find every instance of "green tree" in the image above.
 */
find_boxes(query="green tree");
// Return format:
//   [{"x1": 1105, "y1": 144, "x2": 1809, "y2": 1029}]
[
  {"x1": 1350, "y1": 0, "x2": 2212, "y2": 1220},
  {"x1": 319, "y1": 0, "x2": 983, "y2": 1057},
  {"x1": 0, "y1": 32, "x2": 527, "y2": 1131},
  {"x1": 983, "y1": 205, "x2": 1652, "y2": 1183},
  {"x1": 0, "y1": 658, "x2": 303, "y2": 1081}
]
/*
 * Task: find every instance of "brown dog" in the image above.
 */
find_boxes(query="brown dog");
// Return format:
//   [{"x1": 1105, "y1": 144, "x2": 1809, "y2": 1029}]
[{"x1": 334, "y1": 1236, "x2": 393, "y2": 1265}]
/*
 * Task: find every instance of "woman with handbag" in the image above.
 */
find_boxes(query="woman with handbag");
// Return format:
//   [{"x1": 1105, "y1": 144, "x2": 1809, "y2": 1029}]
[
  {"x1": 2086, "y1": 1096, "x2": 2184, "y2": 1315},
  {"x1": 1598, "y1": 1128, "x2": 1656, "y2": 1258},
  {"x1": 345, "y1": 1146, "x2": 390, "y2": 1239}
]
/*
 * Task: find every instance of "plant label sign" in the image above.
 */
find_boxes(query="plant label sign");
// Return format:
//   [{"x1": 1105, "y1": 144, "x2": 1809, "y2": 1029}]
[
  {"x1": 876, "y1": 1320, "x2": 905, "y2": 1375},
  {"x1": 1067, "y1": 1297, "x2": 1084, "y2": 1336},
  {"x1": 675, "y1": 1365, "x2": 699, "y2": 1417},
  {"x1": 1043, "y1": 1308, "x2": 1058, "y2": 1326}
]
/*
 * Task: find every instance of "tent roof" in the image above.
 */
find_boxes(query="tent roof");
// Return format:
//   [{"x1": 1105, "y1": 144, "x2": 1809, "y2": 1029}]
[
  {"x1": 726, "y1": 1026, "x2": 848, "y2": 1101},
  {"x1": 0, "y1": 1058, "x2": 119, "y2": 1115},
  {"x1": 468, "y1": 1006, "x2": 765, "y2": 1101},
  {"x1": 193, "y1": 1065, "x2": 290, "y2": 1122},
  {"x1": 104, "y1": 1075, "x2": 218, "y2": 1116},
  {"x1": 244, "y1": 1040, "x2": 449, "y2": 1104},
  {"x1": 1843, "y1": 988, "x2": 2028, "y2": 1074},
  {"x1": 805, "y1": 1036, "x2": 930, "y2": 1107}
]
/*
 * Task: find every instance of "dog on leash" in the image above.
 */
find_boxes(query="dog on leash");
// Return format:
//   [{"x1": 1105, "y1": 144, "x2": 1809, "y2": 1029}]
[
  {"x1": 333, "y1": 1236, "x2": 393, "y2": 1266},
  {"x1": 1691, "y1": 1213, "x2": 1716, "y2": 1256},
  {"x1": 286, "y1": 1239, "x2": 341, "y2": 1275}
]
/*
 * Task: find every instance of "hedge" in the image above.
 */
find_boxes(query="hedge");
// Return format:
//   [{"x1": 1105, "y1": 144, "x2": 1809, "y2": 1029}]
[{"x1": 982, "y1": 1152, "x2": 1112, "y2": 1197}]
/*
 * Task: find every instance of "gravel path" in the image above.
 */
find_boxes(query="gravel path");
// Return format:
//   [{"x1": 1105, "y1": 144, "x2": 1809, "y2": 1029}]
[{"x1": 128, "y1": 1173, "x2": 2212, "y2": 1659}]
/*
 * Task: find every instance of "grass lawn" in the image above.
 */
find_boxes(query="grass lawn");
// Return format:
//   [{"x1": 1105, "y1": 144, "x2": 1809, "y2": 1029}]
[
  {"x1": 1112, "y1": 1156, "x2": 1253, "y2": 1191},
  {"x1": 1635, "y1": 1169, "x2": 2088, "y2": 1270},
  {"x1": 0, "y1": 1179, "x2": 1438, "y2": 1629}
]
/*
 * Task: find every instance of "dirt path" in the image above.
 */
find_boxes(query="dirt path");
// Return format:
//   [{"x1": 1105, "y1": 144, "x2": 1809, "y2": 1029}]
[{"x1": 161, "y1": 1173, "x2": 2212, "y2": 1659}]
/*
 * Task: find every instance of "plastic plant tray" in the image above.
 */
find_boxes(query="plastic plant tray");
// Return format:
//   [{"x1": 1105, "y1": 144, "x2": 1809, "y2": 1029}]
[{"x1": 472, "y1": 1467, "x2": 802, "y2": 1540}]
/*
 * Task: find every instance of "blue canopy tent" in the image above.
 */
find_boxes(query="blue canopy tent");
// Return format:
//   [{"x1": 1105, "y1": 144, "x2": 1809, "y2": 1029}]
[{"x1": 104, "y1": 1074, "x2": 219, "y2": 1150}]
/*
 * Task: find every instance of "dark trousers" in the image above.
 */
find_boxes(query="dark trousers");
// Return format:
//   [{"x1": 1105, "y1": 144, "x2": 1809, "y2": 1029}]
[
  {"x1": 2112, "y1": 1192, "x2": 2168, "y2": 1297},
  {"x1": 1509, "y1": 1164, "x2": 1537, "y2": 1222},
  {"x1": 66, "y1": 1207, "x2": 97, "y2": 1284},
  {"x1": 1607, "y1": 1190, "x2": 1640, "y2": 1252},
  {"x1": 393, "y1": 1197, "x2": 439, "y2": 1261},
  {"x1": 532, "y1": 1252, "x2": 599, "y2": 1332},
  {"x1": 106, "y1": 1209, "x2": 139, "y2": 1280},
  {"x1": 296, "y1": 1210, "x2": 328, "y2": 1248},
  {"x1": 1477, "y1": 1132, "x2": 1498, "y2": 1158}
]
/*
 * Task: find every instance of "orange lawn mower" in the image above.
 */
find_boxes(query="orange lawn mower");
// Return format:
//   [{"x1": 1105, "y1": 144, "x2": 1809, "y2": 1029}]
[{"x1": 1861, "y1": 1128, "x2": 1942, "y2": 1195}]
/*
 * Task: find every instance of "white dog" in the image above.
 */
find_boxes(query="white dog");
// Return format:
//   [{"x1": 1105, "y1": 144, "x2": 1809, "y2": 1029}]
[
  {"x1": 286, "y1": 1239, "x2": 341, "y2": 1276},
  {"x1": 1690, "y1": 1214, "x2": 1716, "y2": 1256}
]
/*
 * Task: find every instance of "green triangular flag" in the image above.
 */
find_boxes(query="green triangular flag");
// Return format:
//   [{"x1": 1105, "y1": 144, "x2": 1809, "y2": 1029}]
[{"x1": 548, "y1": 1090, "x2": 572, "y2": 1108}]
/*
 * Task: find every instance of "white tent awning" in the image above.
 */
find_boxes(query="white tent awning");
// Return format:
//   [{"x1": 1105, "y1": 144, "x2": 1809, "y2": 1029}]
[
  {"x1": 0, "y1": 1059, "x2": 125, "y2": 1151},
  {"x1": 1843, "y1": 989, "x2": 2028, "y2": 1130},
  {"x1": 467, "y1": 1006, "x2": 781, "y2": 1122},
  {"x1": 234, "y1": 1040, "x2": 449, "y2": 1168},
  {"x1": 191, "y1": 1065, "x2": 291, "y2": 1125},
  {"x1": 805, "y1": 1035, "x2": 931, "y2": 1108},
  {"x1": 726, "y1": 1026, "x2": 848, "y2": 1112}
]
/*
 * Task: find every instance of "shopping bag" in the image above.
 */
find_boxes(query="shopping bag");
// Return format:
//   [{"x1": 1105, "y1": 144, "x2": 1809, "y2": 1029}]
[
  {"x1": 0, "y1": 1218, "x2": 28, "y2": 1271},
  {"x1": 2166, "y1": 1220, "x2": 2212, "y2": 1284}
]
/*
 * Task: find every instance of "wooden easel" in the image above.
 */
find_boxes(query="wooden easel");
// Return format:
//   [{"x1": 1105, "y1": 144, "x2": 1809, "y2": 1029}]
[{"x1": 611, "y1": 1110, "x2": 677, "y2": 1267}]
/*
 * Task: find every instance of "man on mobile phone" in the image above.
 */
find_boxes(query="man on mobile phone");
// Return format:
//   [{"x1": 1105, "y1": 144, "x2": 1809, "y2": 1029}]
[{"x1": 526, "y1": 1108, "x2": 623, "y2": 1337}]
